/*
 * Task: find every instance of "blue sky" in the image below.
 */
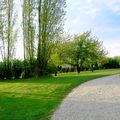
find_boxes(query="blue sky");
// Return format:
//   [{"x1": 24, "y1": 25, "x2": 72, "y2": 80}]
[{"x1": 64, "y1": 0, "x2": 120, "y2": 57}]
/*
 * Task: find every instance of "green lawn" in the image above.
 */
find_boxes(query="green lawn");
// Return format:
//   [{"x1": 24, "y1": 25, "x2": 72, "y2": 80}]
[{"x1": 0, "y1": 69, "x2": 120, "y2": 120}]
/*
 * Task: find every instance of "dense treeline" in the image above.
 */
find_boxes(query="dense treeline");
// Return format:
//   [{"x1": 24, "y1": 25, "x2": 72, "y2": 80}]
[{"x1": 0, "y1": 0, "x2": 66, "y2": 79}]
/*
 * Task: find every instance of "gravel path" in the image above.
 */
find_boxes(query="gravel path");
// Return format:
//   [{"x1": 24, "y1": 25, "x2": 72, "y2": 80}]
[{"x1": 51, "y1": 74, "x2": 120, "y2": 120}]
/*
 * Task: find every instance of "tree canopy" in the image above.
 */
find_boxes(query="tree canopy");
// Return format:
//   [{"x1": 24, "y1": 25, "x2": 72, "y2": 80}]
[{"x1": 59, "y1": 32, "x2": 107, "y2": 73}]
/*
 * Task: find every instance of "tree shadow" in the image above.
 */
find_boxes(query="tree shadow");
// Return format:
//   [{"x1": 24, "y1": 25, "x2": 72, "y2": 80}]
[{"x1": 0, "y1": 74, "x2": 109, "y2": 85}]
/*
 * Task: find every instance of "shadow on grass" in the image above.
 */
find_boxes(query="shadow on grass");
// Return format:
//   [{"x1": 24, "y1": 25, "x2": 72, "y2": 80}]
[{"x1": 0, "y1": 74, "x2": 111, "y2": 85}]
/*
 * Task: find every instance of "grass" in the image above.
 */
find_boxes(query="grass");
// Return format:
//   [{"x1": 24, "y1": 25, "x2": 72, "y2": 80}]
[{"x1": 0, "y1": 69, "x2": 120, "y2": 120}]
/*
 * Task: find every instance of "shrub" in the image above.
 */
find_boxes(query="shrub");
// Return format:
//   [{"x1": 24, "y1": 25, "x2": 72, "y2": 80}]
[
  {"x1": 47, "y1": 63, "x2": 57, "y2": 74},
  {"x1": 21, "y1": 60, "x2": 32, "y2": 78},
  {"x1": 12, "y1": 59, "x2": 24, "y2": 79},
  {"x1": 0, "y1": 62, "x2": 5, "y2": 80}
]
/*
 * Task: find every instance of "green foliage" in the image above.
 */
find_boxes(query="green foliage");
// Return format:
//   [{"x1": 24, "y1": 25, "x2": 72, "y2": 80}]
[
  {"x1": 37, "y1": 0, "x2": 66, "y2": 76},
  {"x1": 102, "y1": 57, "x2": 120, "y2": 69},
  {"x1": 22, "y1": 60, "x2": 32, "y2": 78},
  {"x1": 0, "y1": 59, "x2": 36, "y2": 80},
  {"x1": 0, "y1": 62, "x2": 6, "y2": 79},
  {"x1": 47, "y1": 63, "x2": 57, "y2": 74},
  {"x1": 12, "y1": 60, "x2": 24, "y2": 79},
  {"x1": 59, "y1": 32, "x2": 107, "y2": 73}
]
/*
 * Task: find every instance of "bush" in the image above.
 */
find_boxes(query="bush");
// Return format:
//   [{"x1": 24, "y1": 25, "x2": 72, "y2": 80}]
[
  {"x1": 47, "y1": 63, "x2": 57, "y2": 74},
  {"x1": 12, "y1": 60, "x2": 24, "y2": 79},
  {"x1": 21, "y1": 60, "x2": 32, "y2": 78},
  {"x1": 102, "y1": 58, "x2": 120, "y2": 69},
  {"x1": 0, "y1": 62, "x2": 5, "y2": 79},
  {"x1": 6, "y1": 68, "x2": 13, "y2": 79},
  {"x1": 57, "y1": 66, "x2": 62, "y2": 71}
]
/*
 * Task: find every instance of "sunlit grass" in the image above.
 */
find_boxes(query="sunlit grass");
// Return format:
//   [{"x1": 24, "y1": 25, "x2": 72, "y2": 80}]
[{"x1": 0, "y1": 69, "x2": 120, "y2": 120}]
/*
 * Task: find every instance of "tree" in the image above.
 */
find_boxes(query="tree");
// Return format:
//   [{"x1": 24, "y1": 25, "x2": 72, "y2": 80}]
[
  {"x1": 0, "y1": 0, "x2": 17, "y2": 79},
  {"x1": 0, "y1": 0, "x2": 7, "y2": 78},
  {"x1": 60, "y1": 32, "x2": 107, "y2": 73},
  {"x1": 0, "y1": 0, "x2": 6, "y2": 62},
  {"x1": 85, "y1": 34, "x2": 107, "y2": 72},
  {"x1": 22, "y1": 0, "x2": 36, "y2": 77},
  {"x1": 7, "y1": 0, "x2": 17, "y2": 78},
  {"x1": 37, "y1": 0, "x2": 66, "y2": 75}
]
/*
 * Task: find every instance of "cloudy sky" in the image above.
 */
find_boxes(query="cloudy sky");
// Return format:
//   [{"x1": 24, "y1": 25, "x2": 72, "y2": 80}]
[{"x1": 64, "y1": 0, "x2": 120, "y2": 57}]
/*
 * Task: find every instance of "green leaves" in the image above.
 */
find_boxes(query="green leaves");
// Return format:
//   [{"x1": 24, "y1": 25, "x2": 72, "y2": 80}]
[
  {"x1": 59, "y1": 32, "x2": 107, "y2": 72},
  {"x1": 37, "y1": 0, "x2": 66, "y2": 75}
]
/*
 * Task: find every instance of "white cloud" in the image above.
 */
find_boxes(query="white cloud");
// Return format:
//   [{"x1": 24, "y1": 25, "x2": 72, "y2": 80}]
[
  {"x1": 85, "y1": 9, "x2": 99, "y2": 18},
  {"x1": 85, "y1": 0, "x2": 120, "y2": 14},
  {"x1": 104, "y1": 0, "x2": 120, "y2": 14},
  {"x1": 106, "y1": 42, "x2": 120, "y2": 57}
]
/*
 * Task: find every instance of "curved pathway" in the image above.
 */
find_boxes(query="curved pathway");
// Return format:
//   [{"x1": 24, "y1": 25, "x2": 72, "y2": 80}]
[{"x1": 51, "y1": 75, "x2": 120, "y2": 120}]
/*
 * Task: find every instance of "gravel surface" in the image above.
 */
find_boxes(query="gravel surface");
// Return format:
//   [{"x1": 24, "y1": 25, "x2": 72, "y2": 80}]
[{"x1": 51, "y1": 75, "x2": 120, "y2": 120}]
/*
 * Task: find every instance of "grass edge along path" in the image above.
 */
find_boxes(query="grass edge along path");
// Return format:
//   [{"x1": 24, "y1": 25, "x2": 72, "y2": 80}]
[{"x1": 0, "y1": 69, "x2": 120, "y2": 120}]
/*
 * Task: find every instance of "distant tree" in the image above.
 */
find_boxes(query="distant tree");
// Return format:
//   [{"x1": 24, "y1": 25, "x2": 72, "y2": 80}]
[
  {"x1": 60, "y1": 32, "x2": 107, "y2": 73},
  {"x1": 102, "y1": 57, "x2": 120, "y2": 69}
]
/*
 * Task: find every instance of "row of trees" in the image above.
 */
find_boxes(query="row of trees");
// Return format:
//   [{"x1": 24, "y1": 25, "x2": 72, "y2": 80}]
[{"x1": 0, "y1": 0, "x2": 66, "y2": 79}]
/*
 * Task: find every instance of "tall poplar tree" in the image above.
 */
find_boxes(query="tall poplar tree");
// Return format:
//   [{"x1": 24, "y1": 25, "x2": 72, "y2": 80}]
[
  {"x1": 22, "y1": 0, "x2": 36, "y2": 76},
  {"x1": 0, "y1": 0, "x2": 17, "y2": 78},
  {"x1": 37, "y1": 0, "x2": 66, "y2": 75},
  {"x1": 7, "y1": 0, "x2": 17, "y2": 78},
  {"x1": 0, "y1": 0, "x2": 7, "y2": 63}
]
